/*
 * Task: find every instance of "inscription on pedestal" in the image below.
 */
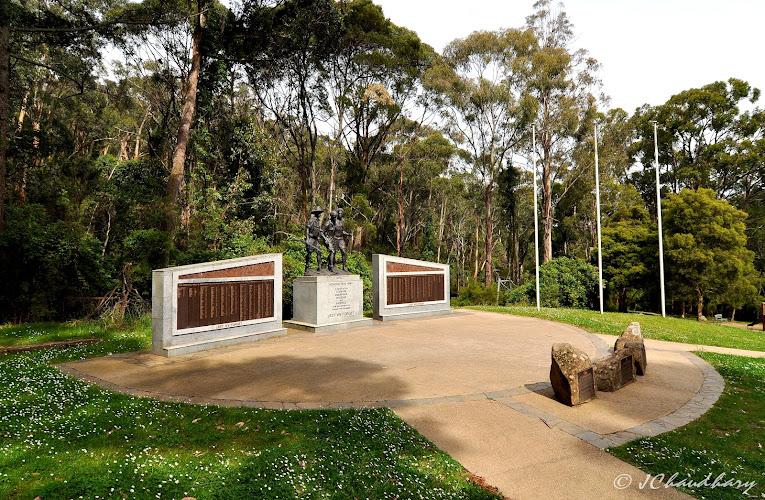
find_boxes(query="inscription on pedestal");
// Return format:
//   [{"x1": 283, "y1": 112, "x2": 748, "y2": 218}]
[
  {"x1": 328, "y1": 281, "x2": 356, "y2": 320},
  {"x1": 620, "y1": 355, "x2": 635, "y2": 386}
]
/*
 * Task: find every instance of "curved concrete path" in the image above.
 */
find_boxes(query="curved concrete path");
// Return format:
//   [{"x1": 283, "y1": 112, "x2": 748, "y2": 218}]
[{"x1": 59, "y1": 310, "x2": 728, "y2": 499}]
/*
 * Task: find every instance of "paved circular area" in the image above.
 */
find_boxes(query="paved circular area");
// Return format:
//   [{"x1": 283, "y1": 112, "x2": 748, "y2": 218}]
[{"x1": 59, "y1": 309, "x2": 723, "y2": 448}]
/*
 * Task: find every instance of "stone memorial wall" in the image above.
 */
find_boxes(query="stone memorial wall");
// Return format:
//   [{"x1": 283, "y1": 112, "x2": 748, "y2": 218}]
[
  {"x1": 152, "y1": 254, "x2": 285, "y2": 356},
  {"x1": 372, "y1": 255, "x2": 452, "y2": 321}
]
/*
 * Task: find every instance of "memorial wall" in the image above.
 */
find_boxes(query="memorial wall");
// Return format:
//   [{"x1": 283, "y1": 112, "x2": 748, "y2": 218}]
[
  {"x1": 152, "y1": 254, "x2": 285, "y2": 356},
  {"x1": 372, "y1": 255, "x2": 452, "y2": 321}
]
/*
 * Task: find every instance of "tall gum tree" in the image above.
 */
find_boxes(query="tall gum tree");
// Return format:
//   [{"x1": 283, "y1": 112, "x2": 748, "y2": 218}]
[
  {"x1": 424, "y1": 29, "x2": 534, "y2": 286},
  {"x1": 241, "y1": 0, "x2": 342, "y2": 220},
  {"x1": 166, "y1": 0, "x2": 208, "y2": 232},
  {"x1": 522, "y1": 0, "x2": 601, "y2": 262}
]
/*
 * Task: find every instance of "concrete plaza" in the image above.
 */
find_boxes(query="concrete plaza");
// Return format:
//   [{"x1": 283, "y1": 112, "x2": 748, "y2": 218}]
[{"x1": 60, "y1": 309, "x2": 736, "y2": 499}]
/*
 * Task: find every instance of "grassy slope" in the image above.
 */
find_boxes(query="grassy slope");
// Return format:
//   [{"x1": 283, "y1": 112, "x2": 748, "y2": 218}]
[
  {"x1": 0, "y1": 320, "x2": 498, "y2": 499},
  {"x1": 610, "y1": 353, "x2": 765, "y2": 499},
  {"x1": 469, "y1": 306, "x2": 765, "y2": 352}
]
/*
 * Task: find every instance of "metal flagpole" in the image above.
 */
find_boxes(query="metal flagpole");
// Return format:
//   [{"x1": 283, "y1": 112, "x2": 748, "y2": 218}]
[
  {"x1": 653, "y1": 121, "x2": 667, "y2": 317},
  {"x1": 594, "y1": 124, "x2": 604, "y2": 314},
  {"x1": 532, "y1": 125, "x2": 541, "y2": 311}
]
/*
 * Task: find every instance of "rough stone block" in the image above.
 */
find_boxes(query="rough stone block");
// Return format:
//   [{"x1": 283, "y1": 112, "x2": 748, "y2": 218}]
[
  {"x1": 550, "y1": 343, "x2": 596, "y2": 406},
  {"x1": 614, "y1": 321, "x2": 647, "y2": 375},
  {"x1": 614, "y1": 321, "x2": 643, "y2": 350},
  {"x1": 593, "y1": 349, "x2": 636, "y2": 392},
  {"x1": 621, "y1": 340, "x2": 647, "y2": 375}
]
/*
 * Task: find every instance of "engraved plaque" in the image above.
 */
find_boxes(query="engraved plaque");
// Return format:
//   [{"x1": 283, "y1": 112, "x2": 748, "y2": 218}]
[
  {"x1": 177, "y1": 280, "x2": 274, "y2": 330},
  {"x1": 387, "y1": 274, "x2": 444, "y2": 305},
  {"x1": 620, "y1": 355, "x2": 634, "y2": 386},
  {"x1": 578, "y1": 368, "x2": 595, "y2": 402},
  {"x1": 327, "y1": 281, "x2": 355, "y2": 320}
]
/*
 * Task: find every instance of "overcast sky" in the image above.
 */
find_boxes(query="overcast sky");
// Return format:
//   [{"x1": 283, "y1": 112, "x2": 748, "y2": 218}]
[{"x1": 373, "y1": 0, "x2": 764, "y2": 113}]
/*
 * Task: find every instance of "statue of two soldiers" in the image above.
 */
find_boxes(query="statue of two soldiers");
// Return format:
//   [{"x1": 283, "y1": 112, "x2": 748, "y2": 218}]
[{"x1": 304, "y1": 206, "x2": 351, "y2": 274}]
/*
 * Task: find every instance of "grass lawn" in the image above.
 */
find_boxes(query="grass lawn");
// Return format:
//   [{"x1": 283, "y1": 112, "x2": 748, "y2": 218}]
[
  {"x1": 0, "y1": 316, "x2": 154, "y2": 347},
  {"x1": 469, "y1": 306, "x2": 765, "y2": 352},
  {"x1": 610, "y1": 353, "x2": 765, "y2": 499},
  {"x1": 0, "y1": 320, "x2": 498, "y2": 499}
]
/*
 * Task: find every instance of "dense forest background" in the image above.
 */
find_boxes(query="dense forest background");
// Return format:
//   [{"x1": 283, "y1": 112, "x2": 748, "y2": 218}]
[{"x1": 1, "y1": 0, "x2": 763, "y2": 323}]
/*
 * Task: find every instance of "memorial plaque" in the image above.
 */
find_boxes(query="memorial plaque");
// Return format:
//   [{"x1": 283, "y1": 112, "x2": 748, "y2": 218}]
[
  {"x1": 578, "y1": 368, "x2": 595, "y2": 403},
  {"x1": 620, "y1": 355, "x2": 634, "y2": 386},
  {"x1": 327, "y1": 281, "x2": 355, "y2": 320},
  {"x1": 178, "y1": 262, "x2": 275, "y2": 280},
  {"x1": 387, "y1": 274, "x2": 444, "y2": 305},
  {"x1": 176, "y1": 280, "x2": 274, "y2": 330}
]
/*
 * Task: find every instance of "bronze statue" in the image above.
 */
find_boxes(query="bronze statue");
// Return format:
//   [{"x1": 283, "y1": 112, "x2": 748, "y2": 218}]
[
  {"x1": 334, "y1": 208, "x2": 351, "y2": 271},
  {"x1": 322, "y1": 210, "x2": 338, "y2": 272},
  {"x1": 304, "y1": 206, "x2": 324, "y2": 273}
]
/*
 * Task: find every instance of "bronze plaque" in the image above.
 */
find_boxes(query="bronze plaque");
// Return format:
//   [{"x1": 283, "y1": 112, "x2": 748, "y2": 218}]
[
  {"x1": 179, "y1": 262, "x2": 275, "y2": 280},
  {"x1": 578, "y1": 368, "x2": 595, "y2": 402},
  {"x1": 620, "y1": 355, "x2": 634, "y2": 386},
  {"x1": 386, "y1": 262, "x2": 443, "y2": 273},
  {"x1": 387, "y1": 274, "x2": 444, "y2": 305},
  {"x1": 176, "y1": 280, "x2": 274, "y2": 330}
]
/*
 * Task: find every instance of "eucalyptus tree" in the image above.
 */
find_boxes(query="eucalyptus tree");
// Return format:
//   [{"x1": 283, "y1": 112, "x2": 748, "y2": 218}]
[
  {"x1": 424, "y1": 29, "x2": 534, "y2": 287},
  {"x1": 0, "y1": 0, "x2": 171, "y2": 231},
  {"x1": 239, "y1": 0, "x2": 342, "y2": 219},
  {"x1": 631, "y1": 79, "x2": 761, "y2": 200},
  {"x1": 521, "y1": 0, "x2": 601, "y2": 263}
]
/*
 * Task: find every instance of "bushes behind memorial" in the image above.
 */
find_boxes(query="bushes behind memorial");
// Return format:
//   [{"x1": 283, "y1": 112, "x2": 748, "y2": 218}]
[
  {"x1": 0, "y1": 202, "x2": 373, "y2": 322},
  {"x1": 453, "y1": 279, "x2": 499, "y2": 307},
  {"x1": 0, "y1": 205, "x2": 112, "y2": 322},
  {"x1": 505, "y1": 257, "x2": 600, "y2": 309}
]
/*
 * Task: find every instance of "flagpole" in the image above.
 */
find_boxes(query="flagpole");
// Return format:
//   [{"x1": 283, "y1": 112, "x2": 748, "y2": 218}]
[
  {"x1": 653, "y1": 121, "x2": 667, "y2": 317},
  {"x1": 594, "y1": 124, "x2": 603, "y2": 314},
  {"x1": 532, "y1": 125, "x2": 541, "y2": 311}
]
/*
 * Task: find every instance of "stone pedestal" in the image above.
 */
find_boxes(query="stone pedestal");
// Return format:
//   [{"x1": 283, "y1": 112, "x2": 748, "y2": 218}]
[
  {"x1": 621, "y1": 341, "x2": 647, "y2": 375},
  {"x1": 284, "y1": 274, "x2": 372, "y2": 333}
]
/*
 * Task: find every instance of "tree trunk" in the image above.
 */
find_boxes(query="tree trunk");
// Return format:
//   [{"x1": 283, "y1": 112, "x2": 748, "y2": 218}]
[
  {"x1": 731, "y1": 308, "x2": 736, "y2": 322},
  {"x1": 473, "y1": 224, "x2": 479, "y2": 281},
  {"x1": 166, "y1": 4, "x2": 205, "y2": 231},
  {"x1": 696, "y1": 291, "x2": 705, "y2": 321},
  {"x1": 681, "y1": 300, "x2": 685, "y2": 319},
  {"x1": 133, "y1": 108, "x2": 149, "y2": 160},
  {"x1": 437, "y1": 198, "x2": 446, "y2": 262},
  {"x1": 396, "y1": 158, "x2": 404, "y2": 256},
  {"x1": 0, "y1": 14, "x2": 9, "y2": 232},
  {"x1": 542, "y1": 153, "x2": 553, "y2": 263},
  {"x1": 484, "y1": 185, "x2": 493, "y2": 287},
  {"x1": 16, "y1": 91, "x2": 29, "y2": 132}
]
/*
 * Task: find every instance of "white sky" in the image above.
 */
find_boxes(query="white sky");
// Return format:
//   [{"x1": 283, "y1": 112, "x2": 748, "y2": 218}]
[{"x1": 374, "y1": 0, "x2": 765, "y2": 113}]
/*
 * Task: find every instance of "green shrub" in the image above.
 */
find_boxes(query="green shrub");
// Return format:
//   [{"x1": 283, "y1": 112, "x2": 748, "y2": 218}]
[
  {"x1": 506, "y1": 257, "x2": 600, "y2": 309},
  {"x1": 0, "y1": 205, "x2": 112, "y2": 321},
  {"x1": 453, "y1": 279, "x2": 498, "y2": 307}
]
